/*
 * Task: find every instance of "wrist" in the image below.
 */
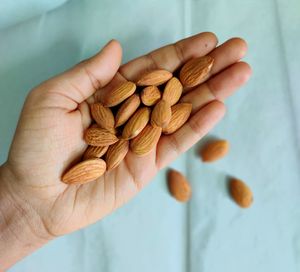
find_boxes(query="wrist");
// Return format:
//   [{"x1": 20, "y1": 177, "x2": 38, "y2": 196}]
[{"x1": 0, "y1": 164, "x2": 52, "y2": 270}]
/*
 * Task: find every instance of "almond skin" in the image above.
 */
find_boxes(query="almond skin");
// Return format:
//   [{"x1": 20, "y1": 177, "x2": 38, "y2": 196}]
[
  {"x1": 162, "y1": 77, "x2": 183, "y2": 106},
  {"x1": 200, "y1": 139, "x2": 229, "y2": 162},
  {"x1": 115, "y1": 94, "x2": 140, "y2": 127},
  {"x1": 102, "y1": 81, "x2": 136, "y2": 107},
  {"x1": 179, "y1": 56, "x2": 214, "y2": 88},
  {"x1": 230, "y1": 178, "x2": 253, "y2": 208},
  {"x1": 141, "y1": 86, "x2": 161, "y2": 106},
  {"x1": 84, "y1": 127, "x2": 118, "y2": 146},
  {"x1": 162, "y1": 103, "x2": 192, "y2": 134},
  {"x1": 90, "y1": 103, "x2": 115, "y2": 133},
  {"x1": 83, "y1": 145, "x2": 109, "y2": 160},
  {"x1": 130, "y1": 124, "x2": 162, "y2": 156},
  {"x1": 136, "y1": 69, "x2": 172, "y2": 86},
  {"x1": 151, "y1": 100, "x2": 172, "y2": 128},
  {"x1": 122, "y1": 107, "x2": 151, "y2": 140},
  {"x1": 62, "y1": 159, "x2": 106, "y2": 184},
  {"x1": 106, "y1": 140, "x2": 129, "y2": 170},
  {"x1": 167, "y1": 169, "x2": 191, "y2": 202}
]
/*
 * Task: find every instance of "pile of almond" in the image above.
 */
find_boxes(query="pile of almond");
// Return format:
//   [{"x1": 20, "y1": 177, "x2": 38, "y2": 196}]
[
  {"x1": 62, "y1": 55, "x2": 214, "y2": 185},
  {"x1": 167, "y1": 139, "x2": 253, "y2": 209}
]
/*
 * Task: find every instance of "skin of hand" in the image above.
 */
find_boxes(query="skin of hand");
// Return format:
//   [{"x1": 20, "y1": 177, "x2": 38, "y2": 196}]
[{"x1": 0, "y1": 32, "x2": 251, "y2": 269}]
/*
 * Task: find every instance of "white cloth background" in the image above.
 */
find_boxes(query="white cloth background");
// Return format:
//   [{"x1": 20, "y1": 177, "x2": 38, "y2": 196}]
[{"x1": 0, "y1": 0, "x2": 299, "y2": 271}]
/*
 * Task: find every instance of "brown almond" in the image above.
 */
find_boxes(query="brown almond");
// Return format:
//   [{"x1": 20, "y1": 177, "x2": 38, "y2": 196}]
[
  {"x1": 162, "y1": 77, "x2": 183, "y2": 106},
  {"x1": 136, "y1": 69, "x2": 172, "y2": 86},
  {"x1": 122, "y1": 107, "x2": 151, "y2": 140},
  {"x1": 141, "y1": 86, "x2": 161, "y2": 106},
  {"x1": 162, "y1": 103, "x2": 192, "y2": 134},
  {"x1": 83, "y1": 145, "x2": 109, "y2": 160},
  {"x1": 90, "y1": 103, "x2": 115, "y2": 133},
  {"x1": 84, "y1": 127, "x2": 118, "y2": 146},
  {"x1": 179, "y1": 56, "x2": 214, "y2": 88},
  {"x1": 151, "y1": 100, "x2": 172, "y2": 128},
  {"x1": 130, "y1": 124, "x2": 162, "y2": 156},
  {"x1": 167, "y1": 169, "x2": 191, "y2": 202},
  {"x1": 102, "y1": 81, "x2": 136, "y2": 107},
  {"x1": 200, "y1": 139, "x2": 229, "y2": 162},
  {"x1": 230, "y1": 178, "x2": 253, "y2": 208},
  {"x1": 115, "y1": 94, "x2": 140, "y2": 127},
  {"x1": 62, "y1": 159, "x2": 106, "y2": 184},
  {"x1": 106, "y1": 140, "x2": 129, "y2": 170}
]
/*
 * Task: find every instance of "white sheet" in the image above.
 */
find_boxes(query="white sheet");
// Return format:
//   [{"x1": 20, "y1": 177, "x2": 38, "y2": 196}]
[{"x1": 0, "y1": 0, "x2": 299, "y2": 271}]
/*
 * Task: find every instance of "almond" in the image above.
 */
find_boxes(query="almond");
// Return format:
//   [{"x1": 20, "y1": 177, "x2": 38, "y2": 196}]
[
  {"x1": 229, "y1": 178, "x2": 253, "y2": 208},
  {"x1": 83, "y1": 145, "x2": 109, "y2": 160},
  {"x1": 115, "y1": 94, "x2": 140, "y2": 127},
  {"x1": 90, "y1": 103, "x2": 115, "y2": 133},
  {"x1": 62, "y1": 158, "x2": 106, "y2": 184},
  {"x1": 162, "y1": 103, "x2": 192, "y2": 134},
  {"x1": 199, "y1": 139, "x2": 229, "y2": 162},
  {"x1": 179, "y1": 56, "x2": 214, "y2": 88},
  {"x1": 102, "y1": 81, "x2": 136, "y2": 107},
  {"x1": 106, "y1": 140, "x2": 129, "y2": 170},
  {"x1": 136, "y1": 69, "x2": 172, "y2": 86},
  {"x1": 141, "y1": 86, "x2": 161, "y2": 106},
  {"x1": 122, "y1": 107, "x2": 151, "y2": 140},
  {"x1": 162, "y1": 77, "x2": 183, "y2": 106},
  {"x1": 130, "y1": 124, "x2": 162, "y2": 156},
  {"x1": 84, "y1": 127, "x2": 118, "y2": 146},
  {"x1": 151, "y1": 100, "x2": 172, "y2": 128},
  {"x1": 167, "y1": 169, "x2": 191, "y2": 202}
]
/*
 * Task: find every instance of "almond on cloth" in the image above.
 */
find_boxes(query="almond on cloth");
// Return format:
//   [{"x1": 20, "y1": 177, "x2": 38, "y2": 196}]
[
  {"x1": 136, "y1": 69, "x2": 172, "y2": 86},
  {"x1": 90, "y1": 103, "x2": 115, "y2": 133},
  {"x1": 162, "y1": 103, "x2": 192, "y2": 134},
  {"x1": 179, "y1": 56, "x2": 214, "y2": 88},
  {"x1": 151, "y1": 100, "x2": 172, "y2": 128},
  {"x1": 141, "y1": 86, "x2": 161, "y2": 106},
  {"x1": 162, "y1": 77, "x2": 183, "y2": 106},
  {"x1": 122, "y1": 107, "x2": 151, "y2": 140},
  {"x1": 199, "y1": 139, "x2": 229, "y2": 162},
  {"x1": 84, "y1": 127, "x2": 118, "y2": 146},
  {"x1": 106, "y1": 140, "x2": 129, "y2": 170},
  {"x1": 102, "y1": 81, "x2": 136, "y2": 107},
  {"x1": 62, "y1": 159, "x2": 106, "y2": 184},
  {"x1": 229, "y1": 178, "x2": 253, "y2": 208},
  {"x1": 130, "y1": 124, "x2": 162, "y2": 156},
  {"x1": 167, "y1": 169, "x2": 191, "y2": 202},
  {"x1": 115, "y1": 94, "x2": 141, "y2": 127}
]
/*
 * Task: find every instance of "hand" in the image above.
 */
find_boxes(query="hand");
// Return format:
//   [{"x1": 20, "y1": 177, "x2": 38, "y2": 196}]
[{"x1": 0, "y1": 32, "x2": 251, "y2": 268}]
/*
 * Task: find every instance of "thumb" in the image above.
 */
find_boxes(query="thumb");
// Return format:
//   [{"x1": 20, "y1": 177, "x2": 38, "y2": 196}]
[{"x1": 36, "y1": 40, "x2": 122, "y2": 108}]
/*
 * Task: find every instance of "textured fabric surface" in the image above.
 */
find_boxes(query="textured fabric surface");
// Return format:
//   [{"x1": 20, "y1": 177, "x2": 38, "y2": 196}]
[
  {"x1": 0, "y1": 0, "x2": 299, "y2": 271},
  {"x1": 0, "y1": 0, "x2": 68, "y2": 29}
]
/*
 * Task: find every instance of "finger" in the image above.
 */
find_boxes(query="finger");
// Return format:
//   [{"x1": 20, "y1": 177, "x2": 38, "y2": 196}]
[
  {"x1": 119, "y1": 32, "x2": 218, "y2": 81},
  {"x1": 182, "y1": 37, "x2": 248, "y2": 94},
  {"x1": 156, "y1": 100, "x2": 226, "y2": 169},
  {"x1": 181, "y1": 62, "x2": 252, "y2": 113},
  {"x1": 209, "y1": 38, "x2": 248, "y2": 75},
  {"x1": 40, "y1": 40, "x2": 122, "y2": 109},
  {"x1": 78, "y1": 101, "x2": 92, "y2": 129}
]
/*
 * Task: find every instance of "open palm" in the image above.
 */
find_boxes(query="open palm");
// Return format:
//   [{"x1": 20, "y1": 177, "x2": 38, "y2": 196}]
[{"x1": 3, "y1": 32, "x2": 251, "y2": 238}]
